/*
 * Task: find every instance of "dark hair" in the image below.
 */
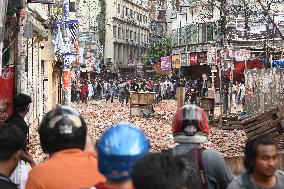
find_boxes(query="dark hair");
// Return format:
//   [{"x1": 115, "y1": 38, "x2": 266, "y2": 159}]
[
  {"x1": 244, "y1": 135, "x2": 276, "y2": 173},
  {"x1": 133, "y1": 153, "x2": 187, "y2": 189},
  {"x1": 13, "y1": 94, "x2": 32, "y2": 113},
  {"x1": 0, "y1": 123, "x2": 26, "y2": 160}
]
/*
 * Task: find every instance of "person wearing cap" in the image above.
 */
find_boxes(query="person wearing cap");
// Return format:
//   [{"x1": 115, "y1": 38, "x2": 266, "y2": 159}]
[
  {"x1": 93, "y1": 122, "x2": 150, "y2": 189},
  {"x1": 5, "y1": 93, "x2": 34, "y2": 189},
  {"x1": 25, "y1": 106, "x2": 105, "y2": 189},
  {"x1": 169, "y1": 104, "x2": 234, "y2": 189}
]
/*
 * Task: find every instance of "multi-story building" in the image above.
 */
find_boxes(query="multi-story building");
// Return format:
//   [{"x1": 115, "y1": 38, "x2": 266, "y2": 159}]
[
  {"x1": 149, "y1": 0, "x2": 168, "y2": 43},
  {"x1": 170, "y1": 0, "x2": 284, "y2": 53},
  {"x1": 105, "y1": 0, "x2": 150, "y2": 73}
]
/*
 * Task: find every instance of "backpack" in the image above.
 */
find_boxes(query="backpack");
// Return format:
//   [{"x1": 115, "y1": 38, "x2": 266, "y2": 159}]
[{"x1": 163, "y1": 147, "x2": 208, "y2": 189}]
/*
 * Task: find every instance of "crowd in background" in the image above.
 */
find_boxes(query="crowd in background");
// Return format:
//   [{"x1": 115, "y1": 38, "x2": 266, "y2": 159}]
[{"x1": 71, "y1": 76, "x2": 217, "y2": 105}]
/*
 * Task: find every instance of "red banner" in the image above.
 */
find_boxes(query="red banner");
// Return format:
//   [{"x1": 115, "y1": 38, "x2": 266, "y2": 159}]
[{"x1": 0, "y1": 67, "x2": 15, "y2": 117}]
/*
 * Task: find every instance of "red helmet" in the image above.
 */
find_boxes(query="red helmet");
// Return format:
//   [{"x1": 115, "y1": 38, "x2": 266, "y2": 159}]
[{"x1": 172, "y1": 105, "x2": 210, "y2": 143}]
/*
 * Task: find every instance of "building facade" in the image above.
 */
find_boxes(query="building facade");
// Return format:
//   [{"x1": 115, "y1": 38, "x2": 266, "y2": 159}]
[{"x1": 105, "y1": 0, "x2": 150, "y2": 72}]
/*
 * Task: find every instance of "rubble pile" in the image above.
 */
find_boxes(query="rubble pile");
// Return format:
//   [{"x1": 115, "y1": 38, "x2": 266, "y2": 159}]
[{"x1": 29, "y1": 100, "x2": 247, "y2": 163}]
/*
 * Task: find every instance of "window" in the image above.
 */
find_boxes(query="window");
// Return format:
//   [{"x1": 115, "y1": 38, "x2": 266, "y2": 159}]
[
  {"x1": 69, "y1": 1, "x2": 76, "y2": 12},
  {"x1": 126, "y1": 7, "x2": 129, "y2": 16},
  {"x1": 118, "y1": 4, "x2": 120, "y2": 13},
  {"x1": 141, "y1": 33, "x2": 143, "y2": 42},
  {"x1": 191, "y1": 24, "x2": 197, "y2": 44},
  {"x1": 138, "y1": 33, "x2": 140, "y2": 42},
  {"x1": 122, "y1": 28, "x2": 125, "y2": 39},
  {"x1": 134, "y1": 31, "x2": 136, "y2": 41},
  {"x1": 118, "y1": 27, "x2": 121, "y2": 38},
  {"x1": 113, "y1": 26, "x2": 117, "y2": 37},
  {"x1": 126, "y1": 29, "x2": 129, "y2": 38},
  {"x1": 137, "y1": 13, "x2": 139, "y2": 20},
  {"x1": 198, "y1": 23, "x2": 206, "y2": 43},
  {"x1": 130, "y1": 30, "x2": 133, "y2": 39},
  {"x1": 144, "y1": 34, "x2": 146, "y2": 42},
  {"x1": 122, "y1": 6, "x2": 125, "y2": 15},
  {"x1": 207, "y1": 23, "x2": 214, "y2": 41},
  {"x1": 130, "y1": 10, "x2": 133, "y2": 18}
]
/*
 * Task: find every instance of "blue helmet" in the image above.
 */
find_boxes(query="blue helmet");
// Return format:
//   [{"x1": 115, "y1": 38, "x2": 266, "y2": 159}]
[{"x1": 96, "y1": 122, "x2": 150, "y2": 180}]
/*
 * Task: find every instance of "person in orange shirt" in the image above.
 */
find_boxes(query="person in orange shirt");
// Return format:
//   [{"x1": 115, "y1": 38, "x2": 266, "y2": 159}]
[{"x1": 25, "y1": 106, "x2": 104, "y2": 189}]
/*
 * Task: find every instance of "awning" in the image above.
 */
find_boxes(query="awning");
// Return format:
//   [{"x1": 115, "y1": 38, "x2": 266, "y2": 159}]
[{"x1": 27, "y1": 12, "x2": 48, "y2": 38}]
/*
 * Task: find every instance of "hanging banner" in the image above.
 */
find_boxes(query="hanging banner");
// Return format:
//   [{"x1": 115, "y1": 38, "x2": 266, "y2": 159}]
[
  {"x1": 172, "y1": 54, "x2": 181, "y2": 69},
  {"x1": 207, "y1": 46, "x2": 217, "y2": 65},
  {"x1": 180, "y1": 53, "x2": 188, "y2": 66},
  {"x1": 161, "y1": 56, "x2": 171, "y2": 71},
  {"x1": 63, "y1": 70, "x2": 71, "y2": 88}
]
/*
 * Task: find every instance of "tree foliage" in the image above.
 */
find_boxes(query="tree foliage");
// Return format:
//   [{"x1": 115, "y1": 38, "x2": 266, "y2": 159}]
[{"x1": 143, "y1": 37, "x2": 172, "y2": 65}]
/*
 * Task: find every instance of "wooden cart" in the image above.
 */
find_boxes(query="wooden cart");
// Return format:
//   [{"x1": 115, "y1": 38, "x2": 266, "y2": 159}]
[{"x1": 130, "y1": 92, "x2": 156, "y2": 116}]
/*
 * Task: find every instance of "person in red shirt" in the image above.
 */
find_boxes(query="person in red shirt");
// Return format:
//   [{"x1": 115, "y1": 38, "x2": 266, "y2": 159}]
[
  {"x1": 93, "y1": 122, "x2": 150, "y2": 189},
  {"x1": 81, "y1": 82, "x2": 89, "y2": 103},
  {"x1": 147, "y1": 78, "x2": 154, "y2": 92}
]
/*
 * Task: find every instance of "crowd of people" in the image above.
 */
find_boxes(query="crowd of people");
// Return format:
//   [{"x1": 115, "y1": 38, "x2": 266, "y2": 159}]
[
  {"x1": 71, "y1": 76, "x2": 215, "y2": 105},
  {"x1": 0, "y1": 93, "x2": 283, "y2": 189}
]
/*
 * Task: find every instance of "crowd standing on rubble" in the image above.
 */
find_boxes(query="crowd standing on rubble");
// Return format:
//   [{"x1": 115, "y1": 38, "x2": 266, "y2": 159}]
[{"x1": 71, "y1": 76, "x2": 246, "y2": 106}]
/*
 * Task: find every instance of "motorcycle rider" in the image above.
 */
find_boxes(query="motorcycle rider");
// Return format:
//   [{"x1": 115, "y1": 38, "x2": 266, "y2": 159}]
[
  {"x1": 93, "y1": 122, "x2": 150, "y2": 189},
  {"x1": 170, "y1": 104, "x2": 234, "y2": 189}
]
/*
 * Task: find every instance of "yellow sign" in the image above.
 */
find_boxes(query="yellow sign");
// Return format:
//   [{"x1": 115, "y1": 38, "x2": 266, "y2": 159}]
[{"x1": 172, "y1": 54, "x2": 181, "y2": 69}]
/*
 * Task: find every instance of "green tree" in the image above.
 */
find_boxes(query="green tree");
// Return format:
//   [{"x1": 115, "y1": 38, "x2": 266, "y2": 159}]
[{"x1": 144, "y1": 37, "x2": 172, "y2": 65}]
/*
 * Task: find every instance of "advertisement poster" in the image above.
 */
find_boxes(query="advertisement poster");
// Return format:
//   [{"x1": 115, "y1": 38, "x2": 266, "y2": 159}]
[
  {"x1": 180, "y1": 53, "x2": 188, "y2": 66},
  {"x1": 161, "y1": 56, "x2": 171, "y2": 71},
  {"x1": 171, "y1": 54, "x2": 181, "y2": 69},
  {"x1": 207, "y1": 46, "x2": 217, "y2": 65},
  {"x1": 63, "y1": 70, "x2": 71, "y2": 88}
]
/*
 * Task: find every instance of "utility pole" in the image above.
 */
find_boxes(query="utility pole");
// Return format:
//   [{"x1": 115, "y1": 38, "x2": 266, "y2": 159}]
[{"x1": 62, "y1": 0, "x2": 71, "y2": 105}]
